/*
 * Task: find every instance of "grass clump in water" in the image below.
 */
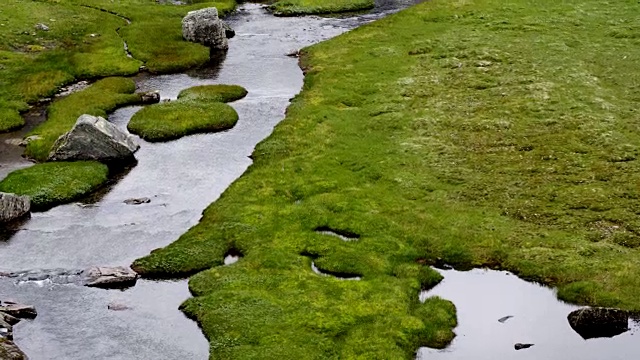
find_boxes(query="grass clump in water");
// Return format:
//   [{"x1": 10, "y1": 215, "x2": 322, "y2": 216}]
[
  {"x1": 0, "y1": 161, "x2": 108, "y2": 210},
  {"x1": 177, "y1": 84, "x2": 248, "y2": 103},
  {"x1": 270, "y1": 0, "x2": 374, "y2": 16},
  {"x1": 134, "y1": 0, "x2": 640, "y2": 357},
  {"x1": 128, "y1": 99, "x2": 239, "y2": 142},
  {"x1": 24, "y1": 77, "x2": 141, "y2": 162}
]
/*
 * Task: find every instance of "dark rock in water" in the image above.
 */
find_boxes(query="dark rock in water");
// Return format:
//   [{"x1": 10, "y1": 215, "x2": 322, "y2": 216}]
[
  {"x1": 123, "y1": 197, "x2": 151, "y2": 205},
  {"x1": 0, "y1": 312, "x2": 19, "y2": 326},
  {"x1": 514, "y1": 343, "x2": 534, "y2": 350},
  {"x1": 139, "y1": 91, "x2": 160, "y2": 104},
  {"x1": 107, "y1": 302, "x2": 132, "y2": 311},
  {"x1": 498, "y1": 315, "x2": 513, "y2": 323},
  {"x1": 0, "y1": 317, "x2": 13, "y2": 339},
  {"x1": 286, "y1": 49, "x2": 300, "y2": 57},
  {"x1": 83, "y1": 266, "x2": 138, "y2": 289},
  {"x1": 0, "y1": 302, "x2": 37, "y2": 319},
  {"x1": 0, "y1": 339, "x2": 28, "y2": 359},
  {"x1": 182, "y1": 7, "x2": 229, "y2": 51},
  {"x1": 568, "y1": 307, "x2": 629, "y2": 339},
  {"x1": 222, "y1": 21, "x2": 235, "y2": 39},
  {"x1": 0, "y1": 193, "x2": 30, "y2": 224},
  {"x1": 48, "y1": 114, "x2": 139, "y2": 163}
]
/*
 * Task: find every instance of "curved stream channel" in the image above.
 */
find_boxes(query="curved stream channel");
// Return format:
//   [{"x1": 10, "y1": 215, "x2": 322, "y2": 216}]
[{"x1": 0, "y1": 2, "x2": 638, "y2": 359}]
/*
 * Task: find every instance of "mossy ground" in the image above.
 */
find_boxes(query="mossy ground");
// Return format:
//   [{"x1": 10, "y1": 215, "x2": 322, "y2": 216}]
[
  {"x1": 0, "y1": 0, "x2": 235, "y2": 133},
  {"x1": 127, "y1": 86, "x2": 242, "y2": 142},
  {"x1": 177, "y1": 84, "x2": 248, "y2": 103},
  {"x1": 134, "y1": 0, "x2": 640, "y2": 357},
  {"x1": 269, "y1": 0, "x2": 374, "y2": 16},
  {"x1": 24, "y1": 77, "x2": 141, "y2": 162},
  {"x1": 0, "y1": 161, "x2": 109, "y2": 210}
]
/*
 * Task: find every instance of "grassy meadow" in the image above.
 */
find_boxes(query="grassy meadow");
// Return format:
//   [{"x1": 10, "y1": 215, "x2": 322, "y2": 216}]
[
  {"x1": 133, "y1": 0, "x2": 640, "y2": 358},
  {"x1": 270, "y1": 0, "x2": 374, "y2": 16}
]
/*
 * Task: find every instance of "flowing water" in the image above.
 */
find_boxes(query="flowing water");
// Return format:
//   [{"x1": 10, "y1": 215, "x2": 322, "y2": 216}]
[{"x1": 1, "y1": 2, "x2": 638, "y2": 359}]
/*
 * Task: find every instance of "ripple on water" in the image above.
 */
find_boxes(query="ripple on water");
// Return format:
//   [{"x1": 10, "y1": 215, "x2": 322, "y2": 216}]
[{"x1": 417, "y1": 268, "x2": 640, "y2": 360}]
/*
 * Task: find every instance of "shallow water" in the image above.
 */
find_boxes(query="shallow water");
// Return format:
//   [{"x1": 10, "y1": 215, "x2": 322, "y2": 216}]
[
  {"x1": 417, "y1": 268, "x2": 640, "y2": 360},
  {"x1": 0, "y1": 3, "x2": 419, "y2": 359}
]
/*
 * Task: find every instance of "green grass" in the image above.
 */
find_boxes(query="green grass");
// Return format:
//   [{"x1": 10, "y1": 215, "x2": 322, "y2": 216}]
[
  {"x1": 0, "y1": 0, "x2": 236, "y2": 133},
  {"x1": 270, "y1": 0, "x2": 374, "y2": 16},
  {"x1": 177, "y1": 84, "x2": 248, "y2": 103},
  {"x1": 24, "y1": 77, "x2": 141, "y2": 162},
  {"x1": 133, "y1": 0, "x2": 640, "y2": 357},
  {"x1": 0, "y1": 161, "x2": 109, "y2": 210},
  {"x1": 128, "y1": 99, "x2": 239, "y2": 142}
]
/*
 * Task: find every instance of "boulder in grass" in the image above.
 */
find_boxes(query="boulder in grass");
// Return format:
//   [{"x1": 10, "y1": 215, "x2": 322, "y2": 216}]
[
  {"x1": 567, "y1": 307, "x2": 629, "y2": 339},
  {"x1": 182, "y1": 7, "x2": 230, "y2": 51},
  {"x1": 83, "y1": 266, "x2": 138, "y2": 289},
  {"x1": 48, "y1": 114, "x2": 139, "y2": 164},
  {"x1": 0, "y1": 193, "x2": 30, "y2": 224}
]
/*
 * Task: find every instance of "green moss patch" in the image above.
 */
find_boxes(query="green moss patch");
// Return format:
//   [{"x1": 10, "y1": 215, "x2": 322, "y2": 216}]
[
  {"x1": 135, "y1": 0, "x2": 640, "y2": 357},
  {"x1": 178, "y1": 85, "x2": 248, "y2": 103},
  {"x1": 0, "y1": 161, "x2": 109, "y2": 210},
  {"x1": 24, "y1": 77, "x2": 141, "y2": 162},
  {"x1": 270, "y1": 0, "x2": 374, "y2": 16},
  {"x1": 128, "y1": 100, "x2": 239, "y2": 142}
]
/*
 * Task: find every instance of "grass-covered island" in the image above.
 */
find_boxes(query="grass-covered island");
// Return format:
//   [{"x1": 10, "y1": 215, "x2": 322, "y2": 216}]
[
  {"x1": 128, "y1": 84, "x2": 245, "y2": 142},
  {"x1": 134, "y1": 0, "x2": 640, "y2": 358},
  {"x1": 0, "y1": 161, "x2": 108, "y2": 210},
  {"x1": 270, "y1": 0, "x2": 374, "y2": 16}
]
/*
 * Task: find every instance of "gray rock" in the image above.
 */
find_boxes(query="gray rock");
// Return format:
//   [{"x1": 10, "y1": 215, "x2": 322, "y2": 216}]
[
  {"x1": 0, "y1": 193, "x2": 31, "y2": 224},
  {"x1": 83, "y1": 266, "x2": 138, "y2": 289},
  {"x1": 567, "y1": 307, "x2": 629, "y2": 339},
  {"x1": 139, "y1": 91, "x2": 160, "y2": 104},
  {"x1": 48, "y1": 114, "x2": 139, "y2": 163},
  {"x1": 35, "y1": 23, "x2": 49, "y2": 31},
  {"x1": 0, "y1": 303, "x2": 37, "y2": 319},
  {"x1": 182, "y1": 7, "x2": 229, "y2": 51},
  {"x1": 0, "y1": 339, "x2": 27, "y2": 360}
]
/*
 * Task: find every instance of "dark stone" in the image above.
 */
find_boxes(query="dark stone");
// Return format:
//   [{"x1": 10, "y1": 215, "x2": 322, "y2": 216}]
[
  {"x1": 514, "y1": 343, "x2": 534, "y2": 350},
  {"x1": 568, "y1": 307, "x2": 629, "y2": 339},
  {"x1": 498, "y1": 315, "x2": 513, "y2": 323},
  {"x1": 139, "y1": 91, "x2": 160, "y2": 104},
  {"x1": 123, "y1": 197, "x2": 151, "y2": 205},
  {"x1": 0, "y1": 303, "x2": 37, "y2": 319},
  {"x1": 222, "y1": 21, "x2": 235, "y2": 39}
]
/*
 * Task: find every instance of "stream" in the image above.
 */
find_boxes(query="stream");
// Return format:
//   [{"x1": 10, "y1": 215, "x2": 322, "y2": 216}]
[
  {"x1": 0, "y1": 2, "x2": 417, "y2": 359},
  {"x1": 0, "y1": 2, "x2": 638, "y2": 359}
]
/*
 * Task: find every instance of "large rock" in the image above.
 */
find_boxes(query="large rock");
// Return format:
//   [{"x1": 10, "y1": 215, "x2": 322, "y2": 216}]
[
  {"x1": 182, "y1": 7, "x2": 231, "y2": 51},
  {"x1": 48, "y1": 114, "x2": 139, "y2": 163},
  {"x1": 0, "y1": 193, "x2": 30, "y2": 224},
  {"x1": 83, "y1": 266, "x2": 138, "y2": 289},
  {"x1": 567, "y1": 307, "x2": 629, "y2": 339}
]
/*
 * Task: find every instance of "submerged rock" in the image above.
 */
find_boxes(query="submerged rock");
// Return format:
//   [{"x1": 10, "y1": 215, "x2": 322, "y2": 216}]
[
  {"x1": 48, "y1": 114, "x2": 139, "y2": 163},
  {"x1": 567, "y1": 307, "x2": 629, "y2": 339},
  {"x1": 107, "y1": 302, "x2": 132, "y2": 311},
  {"x1": 182, "y1": 7, "x2": 229, "y2": 51},
  {"x1": 0, "y1": 193, "x2": 31, "y2": 225},
  {"x1": 222, "y1": 21, "x2": 235, "y2": 39},
  {"x1": 83, "y1": 266, "x2": 138, "y2": 289},
  {"x1": 514, "y1": 343, "x2": 534, "y2": 350},
  {"x1": 123, "y1": 197, "x2": 151, "y2": 205}
]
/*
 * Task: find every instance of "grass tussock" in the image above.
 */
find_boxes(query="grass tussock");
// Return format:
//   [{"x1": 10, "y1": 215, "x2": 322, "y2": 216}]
[
  {"x1": 134, "y1": 0, "x2": 640, "y2": 357},
  {"x1": 0, "y1": 0, "x2": 236, "y2": 133},
  {"x1": 177, "y1": 84, "x2": 248, "y2": 103},
  {"x1": 127, "y1": 93, "x2": 240, "y2": 142},
  {"x1": 270, "y1": 0, "x2": 374, "y2": 16},
  {"x1": 0, "y1": 161, "x2": 108, "y2": 210},
  {"x1": 25, "y1": 77, "x2": 141, "y2": 162}
]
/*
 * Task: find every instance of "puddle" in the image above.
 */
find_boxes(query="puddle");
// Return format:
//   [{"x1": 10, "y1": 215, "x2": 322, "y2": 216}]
[
  {"x1": 311, "y1": 261, "x2": 361, "y2": 280},
  {"x1": 315, "y1": 226, "x2": 360, "y2": 241},
  {"x1": 417, "y1": 268, "x2": 640, "y2": 360}
]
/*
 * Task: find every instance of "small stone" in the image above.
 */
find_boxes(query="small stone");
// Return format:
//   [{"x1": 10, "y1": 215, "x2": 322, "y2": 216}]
[
  {"x1": 476, "y1": 60, "x2": 492, "y2": 67},
  {"x1": 138, "y1": 91, "x2": 160, "y2": 104},
  {"x1": 498, "y1": 315, "x2": 513, "y2": 323},
  {"x1": 0, "y1": 193, "x2": 31, "y2": 225},
  {"x1": 107, "y1": 302, "x2": 132, "y2": 311},
  {"x1": 286, "y1": 49, "x2": 300, "y2": 58},
  {"x1": 34, "y1": 23, "x2": 49, "y2": 31},
  {"x1": 0, "y1": 303, "x2": 37, "y2": 319},
  {"x1": 18, "y1": 135, "x2": 42, "y2": 146},
  {"x1": 123, "y1": 197, "x2": 151, "y2": 205},
  {"x1": 514, "y1": 343, "x2": 534, "y2": 350},
  {"x1": 83, "y1": 266, "x2": 138, "y2": 289}
]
